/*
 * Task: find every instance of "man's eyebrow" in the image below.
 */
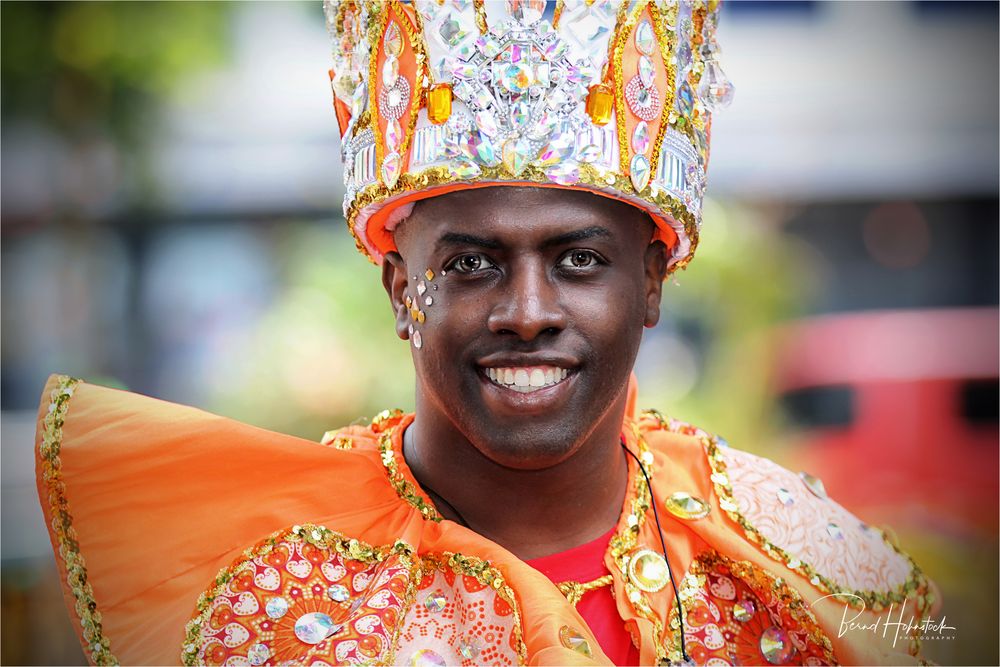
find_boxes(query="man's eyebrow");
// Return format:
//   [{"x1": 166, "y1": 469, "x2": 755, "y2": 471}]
[
  {"x1": 541, "y1": 226, "x2": 613, "y2": 249},
  {"x1": 437, "y1": 232, "x2": 503, "y2": 250}
]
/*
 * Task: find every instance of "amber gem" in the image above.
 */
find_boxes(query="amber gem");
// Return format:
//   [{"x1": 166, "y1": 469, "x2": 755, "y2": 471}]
[
  {"x1": 585, "y1": 84, "x2": 613, "y2": 126},
  {"x1": 427, "y1": 84, "x2": 453, "y2": 125}
]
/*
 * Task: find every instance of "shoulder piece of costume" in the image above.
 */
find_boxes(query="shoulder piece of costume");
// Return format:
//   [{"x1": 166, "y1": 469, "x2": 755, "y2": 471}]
[{"x1": 635, "y1": 409, "x2": 941, "y2": 666}]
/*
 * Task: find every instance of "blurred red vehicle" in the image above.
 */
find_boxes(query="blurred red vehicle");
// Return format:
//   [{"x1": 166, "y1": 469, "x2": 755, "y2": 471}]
[{"x1": 771, "y1": 307, "x2": 999, "y2": 538}]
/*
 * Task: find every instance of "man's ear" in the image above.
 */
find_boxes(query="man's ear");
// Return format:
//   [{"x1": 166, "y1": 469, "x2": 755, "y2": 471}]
[
  {"x1": 382, "y1": 251, "x2": 411, "y2": 340},
  {"x1": 643, "y1": 240, "x2": 669, "y2": 328}
]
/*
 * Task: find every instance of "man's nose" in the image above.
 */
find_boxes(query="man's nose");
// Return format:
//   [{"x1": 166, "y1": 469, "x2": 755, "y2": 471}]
[{"x1": 486, "y1": 259, "x2": 567, "y2": 340}]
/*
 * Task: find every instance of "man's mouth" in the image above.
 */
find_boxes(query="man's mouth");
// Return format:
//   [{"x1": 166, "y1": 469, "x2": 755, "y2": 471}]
[{"x1": 484, "y1": 365, "x2": 571, "y2": 393}]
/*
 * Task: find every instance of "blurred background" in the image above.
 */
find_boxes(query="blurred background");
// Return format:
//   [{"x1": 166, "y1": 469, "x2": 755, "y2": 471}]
[{"x1": 1, "y1": 1, "x2": 996, "y2": 664}]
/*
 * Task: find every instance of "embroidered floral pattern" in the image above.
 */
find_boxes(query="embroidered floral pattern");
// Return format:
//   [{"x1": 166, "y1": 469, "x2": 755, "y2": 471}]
[{"x1": 183, "y1": 525, "x2": 417, "y2": 666}]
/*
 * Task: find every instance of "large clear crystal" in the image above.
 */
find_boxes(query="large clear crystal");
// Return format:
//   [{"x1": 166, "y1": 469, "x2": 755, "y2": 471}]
[
  {"x1": 383, "y1": 21, "x2": 403, "y2": 57},
  {"x1": 498, "y1": 62, "x2": 534, "y2": 94},
  {"x1": 635, "y1": 19, "x2": 656, "y2": 55},
  {"x1": 631, "y1": 121, "x2": 650, "y2": 154},
  {"x1": 537, "y1": 129, "x2": 575, "y2": 166},
  {"x1": 638, "y1": 55, "x2": 655, "y2": 88},
  {"x1": 475, "y1": 109, "x2": 501, "y2": 137},
  {"x1": 697, "y1": 57, "x2": 735, "y2": 110},
  {"x1": 382, "y1": 55, "x2": 400, "y2": 88},
  {"x1": 510, "y1": 99, "x2": 531, "y2": 130},
  {"x1": 385, "y1": 119, "x2": 402, "y2": 152},
  {"x1": 507, "y1": 0, "x2": 546, "y2": 24},
  {"x1": 502, "y1": 136, "x2": 535, "y2": 176},
  {"x1": 294, "y1": 612, "x2": 340, "y2": 645},
  {"x1": 630, "y1": 154, "x2": 651, "y2": 192},
  {"x1": 546, "y1": 161, "x2": 581, "y2": 185}
]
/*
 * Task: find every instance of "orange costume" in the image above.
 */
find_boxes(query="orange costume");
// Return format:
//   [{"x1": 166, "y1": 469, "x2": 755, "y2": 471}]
[{"x1": 37, "y1": 374, "x2": 939, "y2": 666}]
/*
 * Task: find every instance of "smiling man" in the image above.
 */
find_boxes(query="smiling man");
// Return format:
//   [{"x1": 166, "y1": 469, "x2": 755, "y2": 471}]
[{"x1": 36, "y1": 1, "x2": 940, "y2": 666}]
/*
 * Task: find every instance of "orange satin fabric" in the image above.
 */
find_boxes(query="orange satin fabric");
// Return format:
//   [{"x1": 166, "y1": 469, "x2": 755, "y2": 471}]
[{"x1": 36, "y1": 375, "x2": 937, "y2": 666}]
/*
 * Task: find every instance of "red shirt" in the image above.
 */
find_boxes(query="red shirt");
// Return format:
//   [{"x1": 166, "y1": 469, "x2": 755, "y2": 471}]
[{"x1": 527, "y1": 528, "x2": 641, "y2": 666}]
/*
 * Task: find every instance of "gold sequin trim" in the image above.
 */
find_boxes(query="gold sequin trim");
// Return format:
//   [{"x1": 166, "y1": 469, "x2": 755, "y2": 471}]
[
  {"x1": 377, "y1": 416, "x2": 443, "y2": 522},
  {"x1": 665, "y1": 550, "x2": 839, "y2": 665},
  {"x1": 472, "y1": 0, "x2": 488, "y2": 35},
  {"x1": 647, "y1": 0, "x2": 678, "y2": 180},
  {"x1": 181, "y1": 524, "x2": 418, "y2": 666},
  {"x1": 607, "y1": 422, "x2": 671, "y2": 663},
  {"x1": 422, "y1": 551, "x2": 528, "y2": 665},
  {"x1": 38, "y1": 376, "x2": 119, "y2": 665}
]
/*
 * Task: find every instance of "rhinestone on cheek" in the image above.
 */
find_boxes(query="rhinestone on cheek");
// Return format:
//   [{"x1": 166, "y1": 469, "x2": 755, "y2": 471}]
[{"x1": 412, "y1": 330, "x2": 422, "y2": 349}]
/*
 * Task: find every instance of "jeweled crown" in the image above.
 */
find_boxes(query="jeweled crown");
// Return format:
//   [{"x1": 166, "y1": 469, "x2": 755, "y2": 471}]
[{"x1": 323, "y1": 0, "x2": 732, "y2": 272}]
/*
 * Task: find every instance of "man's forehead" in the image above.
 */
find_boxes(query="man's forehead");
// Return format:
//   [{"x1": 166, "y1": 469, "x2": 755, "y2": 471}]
[{"x1": 403, "y1": 186, "x2": 644, "y2": 244}]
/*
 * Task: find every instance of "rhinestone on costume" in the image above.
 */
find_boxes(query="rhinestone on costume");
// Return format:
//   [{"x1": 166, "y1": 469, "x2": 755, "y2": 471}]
[
  {"x1": 457, "y1": 636, "x2": 484, "y2": 659},
  {"x1": 629, "y1": 154, "x2": 651, "y2": 192},
  {"x1": 799, "y1": 472, "x2": 828, "y2": 499},
  {"x1": 732, "y1": 598, "x2": 756, "y2": 622},
  {"x1": 410, "y1": 648, "x2": 447, "y2": 667},
  {"x1": 759, "y1": 625, "x2": 796, "y2": 664},
  {"x1": 385, "y1": 119, "x2": 403, "y2": 152},
  {"x1": 559, "y1": 625, "x2": 593, "y2": 657},
  {"x1": 632, "y1": 121, "x2": 650, "y2": 154},
  {"x1": 424, "y1": 589, "x2": 447, "y2": 613},
  {"x1": 499, "y1": 62, "x2": 534, "y2": 94},
  {"x1": 327, "y1": 584, "x2": 350, "y2": 602},
  {"x1": 638, "y1": 55, "x2": 656, "y2": 88},
  {"x1": 382, "y1": 55, "x2": 400, "y2": 87},
  {"x1": 625, "y1": 76, "x2": 661, "y2": 121},
  {"x1": 627, "y1": 548, "x2": 670, "y2": 592},
  {"x1": 664, "y1": 491, "x2": 710, "y2": 520},
  {"x1": 265, "y1": 596, "x2": 289, "y2": 619},
  {"x1": 427, "y1": 84, "x2": 453, "y2": 125},
  {"x1": 577, "y1": 144, "x2": 600, "y2": 163},
  {"x1": 826, "y1": 522, "x2": 844, "y2": 540},
  {"x1": 546, "y1": 162, "x2": 581, "y2": 185},
  {"x1": 586, "y1": 84, "x2": 613, "y2": 125},
  {"x1": 776, "y1": 488, "x2": 794, "y2": 507},
  {"x1": 294, "y1": 612, "x2": 340, "y2": 645},
  {"x1": 501, "y1": 136, "x2": 534, "y2": 176},
  {"x1": 510, "y1": 99, "x2": 531, "y2": 130},
  {"x1": 698, "y1": 56, "x2": 735, "y2": 110},
  {"x1": 635, "y1": 20, "x2": 656, "y2": 55},
  {"x1": 677, "y1": 81, "x2": 695, "y2": 116},
  {"x1": 384, "y1": 21, "x2": 403, "y2": 57},
  {"x1": 247, "y1": 643, "x2": 270, "y2": 666},
  {"x1": 381, "y1": 152, "x2": 401, "y2": 189}
]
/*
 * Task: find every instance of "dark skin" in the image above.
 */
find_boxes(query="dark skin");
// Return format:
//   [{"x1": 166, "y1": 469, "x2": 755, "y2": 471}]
[{"x1": 381, "y1": 186, "x2": 669, "y2": 560}]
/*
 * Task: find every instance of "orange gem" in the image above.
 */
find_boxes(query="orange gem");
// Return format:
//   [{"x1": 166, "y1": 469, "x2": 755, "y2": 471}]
[
  {"x1": 427, "y1": 83, "x2": 452, "y2": 125},
  {"x1": 586, "y1": 84, "x2": 613, "y2": 125}
]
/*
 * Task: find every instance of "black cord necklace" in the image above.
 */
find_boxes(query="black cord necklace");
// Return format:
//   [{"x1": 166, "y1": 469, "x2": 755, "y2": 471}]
[{"x1": 621, "y1": 441, "x2": 693, "y2": 666}]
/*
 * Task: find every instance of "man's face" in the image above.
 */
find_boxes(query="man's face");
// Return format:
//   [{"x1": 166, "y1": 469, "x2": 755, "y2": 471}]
[{"x1": 385, "y1": 186, "x2": 668, "y2": 470}]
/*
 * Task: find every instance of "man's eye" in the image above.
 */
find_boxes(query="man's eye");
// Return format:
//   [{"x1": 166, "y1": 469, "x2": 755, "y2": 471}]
[
  {"x1": 450, "y1": 254, "x2": 495, "y2": 273},
  {"x1": 559, "y1": 250, "x2": 600, "y2": 269}
]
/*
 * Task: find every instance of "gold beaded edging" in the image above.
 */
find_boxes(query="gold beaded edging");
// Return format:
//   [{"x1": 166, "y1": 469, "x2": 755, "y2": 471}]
[
  {"x1": 422, "y1": 552, "x2": 528, "y2": 665},
  {"x1": 666, "y1": 550, "x2": 839, "y2": 665},
  {"x1": 607, "y1": 423, "x2": 672, "y2": 664},
  {"x1": 347, "y1": 161, "x2": 700, "y2": 274},
  {"x1": 472, "y1": 0, "x2": 488, "y2": 35},
  {"x1": 180, "y1": 524, "x2": 419, "y2": 666},
  {"x1": 647, "y1": 0, "x2": 678, "y2": 180},
  {"x1": 38, "y1": 376, "x2": 119, "y2": 666},
  {"x1": 376, "y1": 415, "x2": 443, "y2": 522}
]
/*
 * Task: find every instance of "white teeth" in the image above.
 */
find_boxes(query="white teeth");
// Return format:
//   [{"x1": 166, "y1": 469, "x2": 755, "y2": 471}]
[{"x1": 484, "y1": 365, "x2": 572, "y2": 393}]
